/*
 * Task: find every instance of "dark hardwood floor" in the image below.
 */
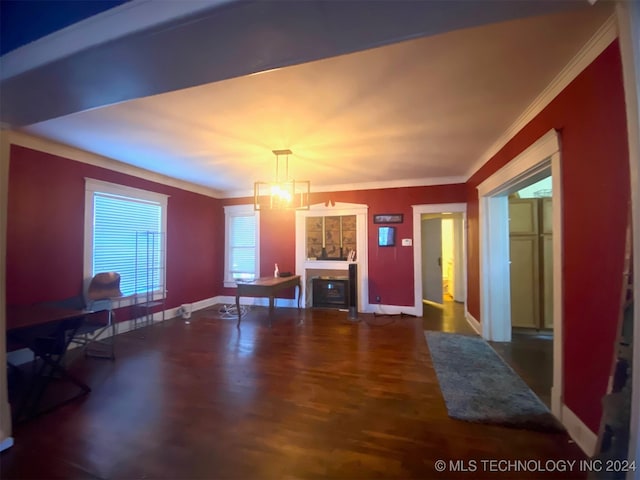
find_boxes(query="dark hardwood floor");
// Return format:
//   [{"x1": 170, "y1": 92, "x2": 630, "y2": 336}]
[
  {"x1": 422, "y1": 297, "x2": 475, "y2": 335},
  {"x1": 491, "y1": 330, "x2": 554, "y2": 408},
  {"x1": 422, "y1": 295, "x2": 554, "y2": 407},
  {"x1": 2, "y1": 305, "x2": 583, "y2": 479}
]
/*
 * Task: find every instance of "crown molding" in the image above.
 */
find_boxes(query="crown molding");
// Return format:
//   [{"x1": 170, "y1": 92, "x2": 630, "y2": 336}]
[
  {"x1": 7, "y1": 131, "x2": 223, "y2": 199},
  {"x1": 9, "y1": 130, "x2": 465, "y2": 199},
  {"x1": 312, "y1": 176, "x2": 468, "y2": 193},
  {"x1": 224, "y1": 175, "x2": 466, "y2": 199},
  {"x1": 464, "y1": 13, "x2": 618, "y2": 181}
]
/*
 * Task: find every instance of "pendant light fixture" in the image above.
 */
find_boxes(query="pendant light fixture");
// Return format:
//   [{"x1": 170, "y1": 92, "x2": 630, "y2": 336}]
[{"x1": 253, "y1": 149, "x2": 310, "y2": 210}]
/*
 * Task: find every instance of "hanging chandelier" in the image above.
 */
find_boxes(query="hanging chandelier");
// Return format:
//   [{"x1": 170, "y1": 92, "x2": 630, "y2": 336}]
[{"x1": 254, "y1": 149, "x2": 310, "y2": 211}]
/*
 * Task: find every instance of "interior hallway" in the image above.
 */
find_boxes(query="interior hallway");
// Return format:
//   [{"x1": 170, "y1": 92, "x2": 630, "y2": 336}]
[{"x1": 422, "y1": 295, "x2": 553, "y2": 407}]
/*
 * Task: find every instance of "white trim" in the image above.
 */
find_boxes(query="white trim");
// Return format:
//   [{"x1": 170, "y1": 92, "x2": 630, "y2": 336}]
[
  {"x1": 80, "y1": 301, "x2": 196, "y2": 338},
  {"x1": 477, "y1": 129, "x2": 563, "y2": 421},
  {"x1": 465, "y1": 15, "x2": 618, "y2": 180},
  {"x1": 190, "y1": 296, "x2": 219, "y2": 312},
  {"x1": 87, "y1": 297, "x2": 215, "y2": 337},
  {"x1": 465, "y1": 310, "x2": 482, "y2": 336},
  {"x1": 367, "y1": 303, "x2": 419, "y2": 316},
  {"x1": 479, "y1": 195, "x2": 511, "y2": 341},
  {"x1": 7, "y1": 131, "x2": 222, "y2": 198},
  {"x1": 0, "y1": 0, "x2": 233, "y2": 81},
  {"x1": 412, "y1": 203, "x2": 467, "y2": 317},
  {"x1": 0, "y1": 129, "x2": 12, "y2": 449},
  {"x1": 477, "y1": 130, "x2": 560, "y2": 196},
  {"x1": 617, "y1": 1, "x2": 640, "y2": 473},
  {"x1": 452, "y1": 216, "x2": 466, "y2": 303},
  {"x1": 226, "y1": 176, "x2": 467, "y2": 198},
  {"x1": 223, "y1": 204, "x2": 260, "y2": 288},
  {"x1": 550, "y1": 154, "x2": 564, "y2": 419},
  {"x1": 85, "y1": 178, "x2": 170, "y2": 204},
  {"x1": 295, "y1": 202, "x2": 368, "y2": 312},
  {"x1": 83, "y1": 177, "x2": 168, "y2": 303},
  {"x1": 562, "y1": 404, "x2": 598, "y2": 457}
]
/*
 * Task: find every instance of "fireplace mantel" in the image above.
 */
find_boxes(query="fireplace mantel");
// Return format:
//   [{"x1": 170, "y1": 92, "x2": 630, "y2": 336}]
[{"x1": 295, "y1": 202, "x2": 368, "y2": 311}]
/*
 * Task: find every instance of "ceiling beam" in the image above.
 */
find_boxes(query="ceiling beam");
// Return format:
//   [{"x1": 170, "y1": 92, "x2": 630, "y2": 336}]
[{"x1": 0, "y1": 0, "x2": 585, "y2": 128}]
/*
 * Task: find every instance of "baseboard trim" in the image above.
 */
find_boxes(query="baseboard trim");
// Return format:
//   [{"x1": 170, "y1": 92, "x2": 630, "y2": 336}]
[
  {"x1": 465, "y1": 311, "x2": 482, "y2": 335},
  {"x1": 562, "y1": 405, "x2": 598, "y2": 457},
  {"x1": 366, "y1": 304, "x2": 419, "y2": 316},
  {"x1": 191, "y1": 297, "x2": 218, "y2": 312}
]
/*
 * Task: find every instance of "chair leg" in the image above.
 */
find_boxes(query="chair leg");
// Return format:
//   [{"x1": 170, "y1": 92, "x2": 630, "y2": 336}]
[{"x1": 85, "y1": 310, "x2": 116, "y2": 360}]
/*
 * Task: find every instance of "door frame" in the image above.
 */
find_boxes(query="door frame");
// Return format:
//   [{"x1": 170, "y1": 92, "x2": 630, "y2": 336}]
[
  {"x1": 412, "y1": 203, "x2": 467, "y2": 317},
  {"x1": 477, "y1": 129, "x2": 563, "y2": 418},
  {"x1": 617, "y1": 1, "x2": 640, "y2": 472}
]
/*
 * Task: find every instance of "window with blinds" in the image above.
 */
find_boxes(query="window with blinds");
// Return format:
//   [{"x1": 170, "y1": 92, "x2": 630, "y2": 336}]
[
  {"x1": 84, "y1": 179, "x2": 168, "y2": 298},
  {"x1": 224, "y1": 205, "x2": 260, "y2": 287}
]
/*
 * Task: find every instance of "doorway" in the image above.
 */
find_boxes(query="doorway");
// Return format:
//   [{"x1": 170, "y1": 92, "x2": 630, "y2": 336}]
[
  {"x1": 477, "y1": 129, "x2": 563, "y2": 418},
  {"x1": 412, "y1": 203, "x2": 467, "y2": 320},
  {"x1": 509, "y1": 176, "x2": 554, "y2": 331},
  {"x1": 500, "y1": 175, "x2": 555, "y2": 406},
  {"x1": 421, "y1": 213, "x2": 465, "y2": 305}
]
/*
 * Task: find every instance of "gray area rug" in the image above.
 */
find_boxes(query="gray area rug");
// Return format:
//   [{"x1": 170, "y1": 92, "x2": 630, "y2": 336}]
[{"x1": 425, "y1": 331, "x2": 564, "y2": 432}]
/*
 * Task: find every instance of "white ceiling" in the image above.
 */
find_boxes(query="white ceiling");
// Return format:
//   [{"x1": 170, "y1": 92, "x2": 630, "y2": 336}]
[{"x1": 3, "y1": 1, "x2": 613, "y2": 197}]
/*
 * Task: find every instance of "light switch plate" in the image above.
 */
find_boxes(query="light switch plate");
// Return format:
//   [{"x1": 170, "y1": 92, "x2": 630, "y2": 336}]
[{"x1": 401, "y1": 238, "x2": 412, "y2": 246}]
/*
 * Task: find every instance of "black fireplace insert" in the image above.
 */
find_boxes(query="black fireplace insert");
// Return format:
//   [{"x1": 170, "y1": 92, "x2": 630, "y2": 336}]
[{"x1": 312, "y1": 277, "x2": 349, "y2": 309}]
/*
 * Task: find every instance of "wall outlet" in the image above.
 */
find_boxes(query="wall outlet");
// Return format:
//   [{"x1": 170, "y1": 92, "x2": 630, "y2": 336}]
[{"x1": 375, "y1": 295, "x2": 381, "y2": 303}]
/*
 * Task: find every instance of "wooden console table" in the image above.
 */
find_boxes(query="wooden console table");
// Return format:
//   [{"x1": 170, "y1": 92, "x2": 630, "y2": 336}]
[{"x1": 235, "y1": 275, "x2": 301, "y2": 327}]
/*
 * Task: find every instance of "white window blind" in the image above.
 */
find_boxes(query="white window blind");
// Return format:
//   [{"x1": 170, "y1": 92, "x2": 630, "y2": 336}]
[
  {"x1": 85, "y1": 179, "x2": 168, "y2": 300},
  {"x1": 229, "y1": 215, "x2": 256, "y2": 280},
  {"x1": 224, "y1": 205, "x2": 259, "y2": 287},
  {"x1": 93, "y1": 193, "x2": 162, "y2": 296}
]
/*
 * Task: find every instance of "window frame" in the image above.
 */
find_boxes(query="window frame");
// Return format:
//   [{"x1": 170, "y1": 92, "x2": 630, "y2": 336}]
[
  {"x1": 223, "y1": 204, "x2": 260, "y2": 288},
  {"x1": 84, "y1": 178, "x2": 169, "y2": 306}
]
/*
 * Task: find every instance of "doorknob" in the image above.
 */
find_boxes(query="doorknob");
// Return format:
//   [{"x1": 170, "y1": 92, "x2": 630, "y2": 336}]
[{"x1": 438, "y1": 257, "x2": 442, "y2": 267}]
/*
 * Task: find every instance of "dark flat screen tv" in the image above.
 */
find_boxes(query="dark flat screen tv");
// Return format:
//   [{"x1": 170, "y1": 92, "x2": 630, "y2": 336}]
[{"x1": 378, "y1": 226, "x2": 396, "y2": 247}]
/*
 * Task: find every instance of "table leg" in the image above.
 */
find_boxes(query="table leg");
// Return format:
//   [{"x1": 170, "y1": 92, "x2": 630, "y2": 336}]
[
  {"x1": 268, "y1": 296, "x2": 275, "y2": 327},
  {"x1": 12, "y1": 318, "x2": 91, "y2": 422},
  {"x1": 236, "y1": 294, "x2": 241, "y2": 328}
]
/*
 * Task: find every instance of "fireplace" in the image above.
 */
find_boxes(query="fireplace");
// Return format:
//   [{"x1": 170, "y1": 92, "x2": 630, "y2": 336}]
[
  {"x1": 296, "y1": 202, "x2": 368, "y2": 311},
  {"x1": 312, "y1": 277, "x2": 349, "y2": 309}
]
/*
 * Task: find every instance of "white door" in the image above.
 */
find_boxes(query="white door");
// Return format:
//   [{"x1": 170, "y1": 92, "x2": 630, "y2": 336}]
[{"x1": 422, "y1": 218, "x2": 443, "y2": 304}]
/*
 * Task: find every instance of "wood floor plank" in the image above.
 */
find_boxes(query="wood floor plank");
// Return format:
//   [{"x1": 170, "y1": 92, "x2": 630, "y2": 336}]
[{"x1": 2, "y1": 306, "x2": 586, "y2": 479}]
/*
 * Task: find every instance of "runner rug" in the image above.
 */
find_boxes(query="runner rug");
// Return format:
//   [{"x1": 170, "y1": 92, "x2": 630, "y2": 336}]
[{"x1": 424, "y1": 331, "x2": 563, "y2": 431}]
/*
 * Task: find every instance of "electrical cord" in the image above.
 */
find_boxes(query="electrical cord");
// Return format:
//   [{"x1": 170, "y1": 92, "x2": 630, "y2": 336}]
[
  {"x1": 365, "y1": 316, "x2": 396, "y2": 327},
  {"x1": 217, "y1": 304, "x2": 249, "y2": 319},
  {"x1": 373, "y1": 311, "x2": 417, "y2": 318},
  {"x1": 366, "y1": 303, "x2": 417, "y2": 326}
]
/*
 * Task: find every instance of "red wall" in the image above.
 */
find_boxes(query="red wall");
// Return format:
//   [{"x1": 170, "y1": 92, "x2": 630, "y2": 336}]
[
  {"x1": 6, "y1": 145, "x2": 224, "y2": 316},
  {"x1": 222, "y1": 183, "x2": 466, "y2": 305},
  {"x1": 465, "y1": 41, "x2": 630, "y2": 432}
]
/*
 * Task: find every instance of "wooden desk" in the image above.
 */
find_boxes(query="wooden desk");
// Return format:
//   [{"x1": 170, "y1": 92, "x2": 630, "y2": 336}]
[
  {"x1": 6, "y1": 304, "x2": 92, "y2": 421},
  {"x1": 235, "y1": 275, "x2": 301, "y2": 327}
]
